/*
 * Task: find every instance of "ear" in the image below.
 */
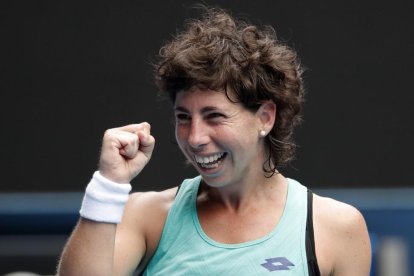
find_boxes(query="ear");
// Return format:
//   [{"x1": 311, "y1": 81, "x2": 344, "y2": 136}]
[{"x1": 256, "y1": 100, "x2": 276, "y2": 132}]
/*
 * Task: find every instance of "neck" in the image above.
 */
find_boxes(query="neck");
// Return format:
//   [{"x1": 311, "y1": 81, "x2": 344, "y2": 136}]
[{"x1": 200, "y1": 172, "x2": 286, "y2": 213}]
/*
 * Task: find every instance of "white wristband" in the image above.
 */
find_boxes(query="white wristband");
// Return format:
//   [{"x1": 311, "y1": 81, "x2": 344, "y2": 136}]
[{"x1": 79, "y1": 171, "x2": 132, "y2": 224}]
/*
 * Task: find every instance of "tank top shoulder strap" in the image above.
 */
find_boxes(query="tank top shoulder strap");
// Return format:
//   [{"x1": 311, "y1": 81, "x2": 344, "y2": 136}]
[{"x1": 306, "y1": 189, "x2": 321, "y2": 276}]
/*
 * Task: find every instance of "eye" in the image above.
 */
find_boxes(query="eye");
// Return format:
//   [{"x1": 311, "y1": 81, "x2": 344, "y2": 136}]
[
  {"x1": 175, "y1": 113, "x2": 191, "y2": 122},
  {"x1": 206, "y1": 112, "x2": 224, "y2": 119}
]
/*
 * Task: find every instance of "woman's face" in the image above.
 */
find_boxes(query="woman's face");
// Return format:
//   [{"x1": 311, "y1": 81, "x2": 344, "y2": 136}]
[{"x1": 174, "y1": 87, "x2": 267, "y2": 187}]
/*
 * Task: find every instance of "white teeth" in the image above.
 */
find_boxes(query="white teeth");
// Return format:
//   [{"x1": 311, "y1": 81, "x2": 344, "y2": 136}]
[
  {"x1": 195, "y1": 152, "x2": 225, "y2": 164},
  {"x1": 200, "y1": 162, "x2": 220, "y2": 169}
]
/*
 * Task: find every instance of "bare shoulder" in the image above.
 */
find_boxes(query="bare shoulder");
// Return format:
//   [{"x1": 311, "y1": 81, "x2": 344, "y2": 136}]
[
  {"x1": 313, "y1": 194, "x2": 371, "y2": 276},
  {"x1": 313, "y1": 194, "x2": 366, "y2": 231},
  {"x1": 125, "y1": 187, "x2": 178, "y2": 241},
  {"x1": 127, "y1": 187, "x2": 178, "y2": 214}
]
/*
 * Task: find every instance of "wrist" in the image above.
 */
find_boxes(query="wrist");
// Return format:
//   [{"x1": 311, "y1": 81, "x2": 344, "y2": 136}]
[{"x1": 79, "y1": 171, "x2": 132, "y2": 224}]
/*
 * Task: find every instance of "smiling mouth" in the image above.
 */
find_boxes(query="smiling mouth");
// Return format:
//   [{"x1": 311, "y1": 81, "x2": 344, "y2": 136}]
[{"x1": 194, "y1": 152, "x2": 227, "y2": 169}]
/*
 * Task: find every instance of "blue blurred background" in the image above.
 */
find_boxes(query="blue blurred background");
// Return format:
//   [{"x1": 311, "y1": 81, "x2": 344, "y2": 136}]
[{"x1": 1, "y1": 0, "x2": 413, "y2": 274}]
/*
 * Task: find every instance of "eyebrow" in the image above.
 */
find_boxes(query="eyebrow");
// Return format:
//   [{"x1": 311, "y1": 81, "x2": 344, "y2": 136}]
[{"x1": 174, "y1": 106, "x2": 221, "y2": 113}]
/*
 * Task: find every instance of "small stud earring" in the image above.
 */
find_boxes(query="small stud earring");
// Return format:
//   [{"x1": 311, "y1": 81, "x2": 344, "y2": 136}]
[{"x1": 259, "y1": 130, "x2": 266, "y2": 137}]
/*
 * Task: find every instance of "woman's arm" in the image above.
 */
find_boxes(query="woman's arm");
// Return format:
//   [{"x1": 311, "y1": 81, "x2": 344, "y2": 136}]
[
  {"x1": 57, "y1": 219, "x2": 119, "y2": 276},
  {"x1": 57, "y1": 123, "x2": 156, "y2": 275},
  {"x1": 331, "y1": 205, "x2": 371, "y2": 275},
  {"x1": 314, "y1": 195, "x2": 372, "y2": 276}
]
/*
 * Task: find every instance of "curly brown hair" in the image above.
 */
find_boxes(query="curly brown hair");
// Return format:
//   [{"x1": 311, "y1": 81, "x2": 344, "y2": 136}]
[{"x1": 155, "y1": 7, "x2": 304, "y2": 175}]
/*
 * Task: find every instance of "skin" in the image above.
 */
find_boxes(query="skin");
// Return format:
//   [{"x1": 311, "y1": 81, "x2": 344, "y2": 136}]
[{"x1": 57, "y1": 87, "x2": 371, "y2": 276}]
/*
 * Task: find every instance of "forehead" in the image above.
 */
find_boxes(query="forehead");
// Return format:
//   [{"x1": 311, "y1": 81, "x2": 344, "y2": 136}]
[{"x1": 174, "y1": 87, "x2": 237, "y2": 110}]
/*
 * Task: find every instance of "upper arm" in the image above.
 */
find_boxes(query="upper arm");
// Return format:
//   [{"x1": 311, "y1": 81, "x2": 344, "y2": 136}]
[
  {"x1": 332, "y1": 206, "x2": 371, "y2": 275},
  {"x1": 314, "y1": 196, "x2": 371, "y2": 276},
  {"x1": 113, "y1": 189, "x2": 176, "y2": 275},
  {"x1": 113, "y1": 192, "x2": 147, "y2": 275}
]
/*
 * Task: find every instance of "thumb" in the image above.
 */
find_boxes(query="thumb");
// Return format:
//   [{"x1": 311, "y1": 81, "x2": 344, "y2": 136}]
[{"x1": 137, "y1": 131, "x2": 155, "y2": 158}]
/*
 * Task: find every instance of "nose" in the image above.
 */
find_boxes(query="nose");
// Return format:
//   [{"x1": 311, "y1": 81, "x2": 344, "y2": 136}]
[{"x1": 188, "y1": 119, "x2": 209, "y2": 149}]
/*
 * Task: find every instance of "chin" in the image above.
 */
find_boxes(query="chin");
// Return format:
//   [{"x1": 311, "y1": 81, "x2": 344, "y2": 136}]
[{"x1": 199, "y1": 172, "x2": 236, "y2": 189}]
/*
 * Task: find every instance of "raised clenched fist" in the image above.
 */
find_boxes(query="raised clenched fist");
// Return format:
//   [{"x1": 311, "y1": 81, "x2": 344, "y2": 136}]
[{"x1": 98, "y1": 123, "x2": 155, "y2": 184}]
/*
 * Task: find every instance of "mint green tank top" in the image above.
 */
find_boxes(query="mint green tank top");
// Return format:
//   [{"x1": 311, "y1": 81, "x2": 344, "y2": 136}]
[{"x1": 142, "y1": 176, "x2": 310, "y2": 275}]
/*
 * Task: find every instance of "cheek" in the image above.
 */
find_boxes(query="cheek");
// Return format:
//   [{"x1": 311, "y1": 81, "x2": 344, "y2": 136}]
[
  {"x1": 231, "y1": 128, "x2": 259, "y2": 152},
  {"x1": 175, "y1": 125, "x2": 187, "y2": 147}
]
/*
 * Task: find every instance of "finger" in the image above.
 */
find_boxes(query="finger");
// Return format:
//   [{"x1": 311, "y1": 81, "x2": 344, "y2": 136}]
[
  {"x1": 119, "y1": 144, "x2": 138, "y2": 159},
  {"x1": 113, "y1": 131, "x2": 139, "y2": 159},
  {"x1": 117, "y1": 122, "x2": 151, "y2": 134}
]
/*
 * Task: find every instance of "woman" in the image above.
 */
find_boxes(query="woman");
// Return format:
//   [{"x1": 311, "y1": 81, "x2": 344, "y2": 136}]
[{"x1": 57, "y1": 8, "x2": 371, "y2": 276}]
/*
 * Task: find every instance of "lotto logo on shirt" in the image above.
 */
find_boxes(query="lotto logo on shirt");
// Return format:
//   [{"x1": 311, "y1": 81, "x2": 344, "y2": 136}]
[{"x1": 261, "y1": 257, "x2": 295, "y2": 271}]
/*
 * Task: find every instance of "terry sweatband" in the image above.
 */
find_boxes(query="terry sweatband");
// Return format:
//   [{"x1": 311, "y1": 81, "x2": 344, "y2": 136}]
[{"x1": 79, "y1": 171, "x2": 132, "y2": 224}]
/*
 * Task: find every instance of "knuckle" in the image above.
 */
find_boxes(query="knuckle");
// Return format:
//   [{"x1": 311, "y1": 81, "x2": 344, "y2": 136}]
[
  {"x1": 103, "y1": 129, "x2": 120, "y2": 140},
  {"x1": 103, "y1": 129, "x2": 113, "y2": 139},
  {"x1": 104, "y1": 128, "x2": 116, "y2": 134}
]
